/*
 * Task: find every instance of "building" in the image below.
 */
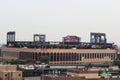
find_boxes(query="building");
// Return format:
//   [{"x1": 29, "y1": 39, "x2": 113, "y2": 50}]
[
  {"x1": 0, "y1": 65, "x2": 22, "y2": 80},
  {"x1": 41, "y1": 76, "x2": 86, "y2": 80},
  {"x1": 67, "y1": 68, "x2": 120, "y2": 80},
  {"x1": 1, "y1": 47, "x2": 117, "y2": 65},
  {"x1": 41, "y1": 76, "x2": 120, "y2": 80},
  {"x1": 0, "y1": 31, "x2": 118, "y2": 65},
  {"x1": 117, "y1": 52, "x2": 120, "y2": 60}
]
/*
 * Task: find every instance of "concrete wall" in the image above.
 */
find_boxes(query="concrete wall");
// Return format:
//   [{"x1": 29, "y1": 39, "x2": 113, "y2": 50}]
[
  {"x1": 0, "y1": 65, "x2": 22, "y2": 80},
  {"x1": 0, "y1": 65, "x2": 17, "y2": 71},
  {"x1": 1, "y1": 51, "x2": 19, "y2": 62},
  {"x1": 0, "y1": 71, "x2": 22, "y2": 80}
]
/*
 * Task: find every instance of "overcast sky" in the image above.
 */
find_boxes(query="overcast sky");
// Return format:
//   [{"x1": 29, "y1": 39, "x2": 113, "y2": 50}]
[{"x1": 0, "y1": 0, "x2": 120, "y2": 45}]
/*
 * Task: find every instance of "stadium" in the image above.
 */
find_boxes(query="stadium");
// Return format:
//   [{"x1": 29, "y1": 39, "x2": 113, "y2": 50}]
[{"x1": 0, "y1": 31, "x2": 118, "y2": 65}]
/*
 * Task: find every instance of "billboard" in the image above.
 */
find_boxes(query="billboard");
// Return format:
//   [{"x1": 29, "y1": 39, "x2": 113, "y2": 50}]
[
  {"x1": 34, "y1": 34, "x2": 46, "y2": 42},
  {"x1": 34, "y1": 36, "x2": 40, "y2": 42},
  {"x1": 40, "y1": 35, "x2": 45, "y2": 42}
]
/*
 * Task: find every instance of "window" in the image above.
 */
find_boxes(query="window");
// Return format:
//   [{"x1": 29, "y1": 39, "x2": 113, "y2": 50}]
[
  {"x1": 56, "y1": 53, "x2": 59, "y2": 61},
  {"x1": 66, "y1": 53, "x2": 69, "y2": 61},
  {"x1": 63, "y1": 53, "x2": 65, "y2": 61},
  {"x1": 5, "y1": 74, "x2": 7, "y2": 77},
  {"x1": 60, "y1": 53, "x2": 62, "y2": 61},
  {"x1": 19, "y1": 74, "x2": 21, "y2": 76},
  {"x1": 50, "y1": 53, "x2": 53, "y2": 61},
  {"x1": 90, "y1": 53, "x2": 93, "y2": 59},
  {"x1": 79, "y1": 54, "x2": 82, "y2": 60},
  {"x1": 69, "y1": 53, "x2": 71, "y2": 61},
  {"x1": 54, "y1": 53, "x2": 56, "y2": 61},
  {"x1": 85, "y1": 54, "x2": 87, "y2": 58}
]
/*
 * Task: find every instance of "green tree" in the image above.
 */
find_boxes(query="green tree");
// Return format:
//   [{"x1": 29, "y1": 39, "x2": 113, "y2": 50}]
[
  {"x1": 25, "y1": 58, "x2": 35, "y2": 64},
  {"x1": 103, "y1": 61, "x2": 110, "y2": 65},
  {"x1": 113, "y1": 60, "x2": 120, "y2": 66},
  {"x1": 10, "y1": 59, "x2": 26, "y2": 65},
  {"x1": 98, "y1": 69, "x2": 107, "y2": 78},
  {"x1": 85, "y1": 63, "x2": 93, "y2": 70},
  {"x1": 40, "y1": 56, "x2": 50, "y2": 64}
]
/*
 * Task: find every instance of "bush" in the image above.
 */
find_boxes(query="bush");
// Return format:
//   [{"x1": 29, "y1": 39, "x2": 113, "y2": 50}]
[
  {"x1": 10, "y1": 59, "x2": 26, "y2": 65},
  {"x1": 40, "y1": 56, "x2": 50, "y2": 64}
]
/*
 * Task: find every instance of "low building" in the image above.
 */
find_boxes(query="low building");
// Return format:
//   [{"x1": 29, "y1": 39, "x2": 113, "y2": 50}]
[
  {"x1": 41, "y1": 75, "x2": 120, "y2": 80},
  {"x1": 67, "y1": 68, "x2": 100, "y2": 79},
  {"x1": 67, "y1": 67, "x2": 120, "y2": 79},
  {"x1": 41, "y1": 75, "x2": 86, "y2": 80},
  {"x1": 0, "y1": 65, "x2": 22, "y2": 80}
]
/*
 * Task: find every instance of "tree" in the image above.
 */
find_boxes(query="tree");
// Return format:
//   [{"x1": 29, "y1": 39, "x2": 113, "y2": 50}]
[
  {"x1": 25, "y1": 58, "x2": 35, "y2": 64},
  {"x1": 10, "y1": 59, "x2": 26, "y2": 65},
  {"x1": 103, "y1": 61, "x2": 110, "y2": 65},
  {"x1": 85, "y1": 63, "x2": 93, "y2": 70},
  {"x1": 40, "y1": 56, "x2": 50, "y2": 64},
  {"x1": 113, "y1": 60, "x2": 120, "y2": 66},
  {"x1": 98, "y1": 69, "x2": 106, "y2": 78}
]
